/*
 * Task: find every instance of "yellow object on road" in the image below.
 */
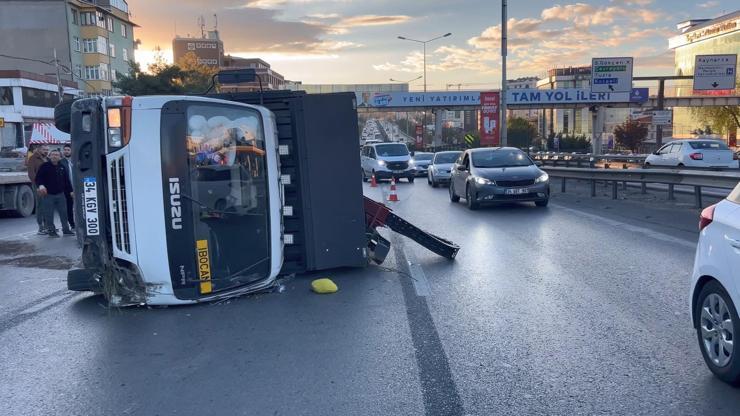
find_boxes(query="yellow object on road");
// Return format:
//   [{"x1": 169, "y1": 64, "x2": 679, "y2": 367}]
[{"x1": 311, "y1": 278, "x2": 338, "y2": 294}]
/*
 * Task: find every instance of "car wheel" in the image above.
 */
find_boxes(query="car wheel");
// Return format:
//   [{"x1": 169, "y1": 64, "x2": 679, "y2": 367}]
[
  {"x1": 449, "y1": 181, "x2": 460, "y2": 202},
  {"x1": 535, "y1": 198, "x2": 549, "y2": 207},
  {"x1": 695, "y1": 280, "x2": 740, "y2": 385},
  {"x1": 408, "y1": 176, "x2": 415, "y2": 183},
  {"x1": 466, "y1": 184, "x2": 479, "y2": 210},
  {"x1": 678, "y1": 163, "x2": 685, "y2": 167}
]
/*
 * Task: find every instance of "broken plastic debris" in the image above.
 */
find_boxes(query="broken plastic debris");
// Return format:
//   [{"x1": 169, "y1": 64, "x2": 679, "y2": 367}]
[{"x1": 311, "y1": 278, "x2": 338, "y2": 294}]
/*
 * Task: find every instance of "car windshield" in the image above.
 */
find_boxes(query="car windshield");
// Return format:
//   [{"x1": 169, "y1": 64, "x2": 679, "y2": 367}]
[
  {"x1": 375, "y1": 143, "x2": 409, "y2": 157},
  {"x1": 472, "y1": 149, "x2": 532, "y2": 168},
  {"x1": 414, "y1": 153, "x2": 433, "y2": 161},
  {"x1": 434, "y1": 152, "x2": 461, "y2": 164},
  {"x1": 185, "y1": 104, "x2": 271, "y2": 290},
  {"x1": 689, "y1": 141, "x2": 729, "y2": 150}
]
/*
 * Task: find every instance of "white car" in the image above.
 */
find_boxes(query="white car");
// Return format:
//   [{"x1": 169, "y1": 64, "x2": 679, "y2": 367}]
[
  {"x1": 691, "y1": 182, "x2": 740, "y2": 384},
  {"x1": 645, "y1": 139, "x2": 739, "y2": 168},
  {"x1": 427, "y1": 151, "x2": 462, "y2": 187},
  {"x1": 361, "y1": 142, "x2": 416, "y2": 183}
]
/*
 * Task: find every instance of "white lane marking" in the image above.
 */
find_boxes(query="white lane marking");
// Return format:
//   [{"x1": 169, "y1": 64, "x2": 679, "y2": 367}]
[
  {"x1": 403, "y1": 246, "x2": 431, "y2": 297},
  {"x1": 550, "y1": 202, "x2": 696, "y2": 250}
]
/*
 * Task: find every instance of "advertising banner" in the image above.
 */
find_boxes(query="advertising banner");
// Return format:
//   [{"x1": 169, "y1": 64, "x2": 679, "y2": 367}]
[
  {"x1": 479, "y1": 92, "x2": 500, "y2": 147},
  {"x1": 415, "y1": 125, "x2": 423, "y2": 147}
]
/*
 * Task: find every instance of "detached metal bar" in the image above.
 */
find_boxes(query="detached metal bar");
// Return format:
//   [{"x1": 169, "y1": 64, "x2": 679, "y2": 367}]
[
  {"x1": 612, "y1": 181, "x2": 618, "y2": 199},
  {"x1": 668, "y1": 184, "x2": 675, "y2": 200},
  {"x1": 561, "y1": 177, "x2": 566, "y2": 193},
  {"x1": 590, "y1": 180, "x2": 596, "y2": 197}
]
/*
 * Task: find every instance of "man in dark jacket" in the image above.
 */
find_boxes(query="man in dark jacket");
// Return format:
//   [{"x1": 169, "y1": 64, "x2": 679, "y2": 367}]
[
  {"x1": 60, "y1": 144, "x2": 75, "y2": 229},
  {"x1": 35, "y1": 149, "x2": 74, "y2": 237},
  {"x1": 27, "y1": 144, "x2": 49, "y2": 234}
]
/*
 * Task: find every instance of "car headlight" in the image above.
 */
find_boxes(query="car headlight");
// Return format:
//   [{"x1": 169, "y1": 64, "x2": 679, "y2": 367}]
[
  {"x1": 409, "y1": 158, "x2": 415, "y2": 164},
  {"x1": 377, "y1": 160, "x2": 386, "y2": 166},
  {"x1": 474, "y1": 176, "x2": 494, "y2": 185},
  {"x1": 535, "y1": 172, "x2": 549, "y2": 183}
]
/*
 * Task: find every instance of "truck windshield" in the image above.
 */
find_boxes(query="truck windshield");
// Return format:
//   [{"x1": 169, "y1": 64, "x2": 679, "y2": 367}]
[
  {"x1": 375, "y1": 143, "x2": 409, "y2": 157},
  {"x1": 186, "y1": 104, "x2": 271, "y2": 292}
]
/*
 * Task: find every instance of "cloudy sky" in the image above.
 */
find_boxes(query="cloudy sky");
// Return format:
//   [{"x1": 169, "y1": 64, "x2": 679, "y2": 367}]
[{"x1": 128, "y1": 0, "x2": 735, "y2": 90}]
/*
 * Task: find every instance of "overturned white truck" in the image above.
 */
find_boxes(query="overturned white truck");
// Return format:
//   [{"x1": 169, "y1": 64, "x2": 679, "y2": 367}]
[{"x1": 57, "y1": 90, "x2": 458, "y2": 306}]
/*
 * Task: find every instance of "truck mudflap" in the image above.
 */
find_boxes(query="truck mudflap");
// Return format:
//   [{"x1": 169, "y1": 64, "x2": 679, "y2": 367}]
[{"x1": 363, "y1": 196, "x2": 460, "y2": 260}]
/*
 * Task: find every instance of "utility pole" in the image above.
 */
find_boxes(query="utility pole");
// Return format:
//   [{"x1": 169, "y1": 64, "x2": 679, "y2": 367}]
[
  {"x1": 500, "y1": 0, "x2": 508, "y2": 147},
  {"x1": 53, "y1": 48, "x2": 64, "y2": 103}
]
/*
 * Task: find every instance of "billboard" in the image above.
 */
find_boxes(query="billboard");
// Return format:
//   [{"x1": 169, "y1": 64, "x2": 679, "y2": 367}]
[{"x1": 479, "y1": 92, "x2": 500, "y2": 147}]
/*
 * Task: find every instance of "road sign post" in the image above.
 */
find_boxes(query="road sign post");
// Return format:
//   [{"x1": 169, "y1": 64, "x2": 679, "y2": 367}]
[
  {"x1": 591, "y1": 57, "x2": 634, "y2": 93},
  {"x1": 693, "y1": 54, "x2": 737, "y2": 91}
]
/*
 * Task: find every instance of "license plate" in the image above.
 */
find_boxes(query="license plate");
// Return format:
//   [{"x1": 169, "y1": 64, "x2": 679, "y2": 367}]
[
  {"x1": 505, "y1": 188, "x2": 529, "y2": 195},
  {"x1": 82, "y1": 177, "x2": 100, "y2": 236},
  {"x1": 393, "y1": 170, "x2": 403, "y2": 173}
]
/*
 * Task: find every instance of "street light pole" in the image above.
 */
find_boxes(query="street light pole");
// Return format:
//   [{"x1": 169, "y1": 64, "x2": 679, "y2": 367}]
[
  {"x1": 501, "y1": 0, "x2": 508, "y2": 147},
  {"x1": 397, "y1": 33, "x2": 452, "y2": 148}
]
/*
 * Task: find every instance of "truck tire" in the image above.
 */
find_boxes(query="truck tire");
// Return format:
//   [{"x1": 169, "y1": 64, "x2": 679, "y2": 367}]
[
  {"x1": 54, "y1": 100, "x2": 75, "y2": 134},
  {"x1": 13, "y1": 184, "x2": 35, "y2": 217}
]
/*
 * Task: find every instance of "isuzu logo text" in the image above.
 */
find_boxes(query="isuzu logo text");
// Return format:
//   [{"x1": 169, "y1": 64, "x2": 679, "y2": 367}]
[{"x1": 169, "y1": 177, "x2": 182, "y2": 230}]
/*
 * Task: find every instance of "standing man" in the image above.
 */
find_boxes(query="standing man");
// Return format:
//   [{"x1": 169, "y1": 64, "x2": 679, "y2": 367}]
[
  {"x1": 35, "y1": 149, "x2": 74, "y2": 237},
  {"x1": 27, "y1": 144, "x2": 49, "y2": 234},
  {"x1": 60, "y1": 144, "x2": 75, "y2": 230}
]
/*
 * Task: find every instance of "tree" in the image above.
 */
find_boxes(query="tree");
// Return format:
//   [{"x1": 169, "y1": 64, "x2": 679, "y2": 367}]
[
  {"x1": 613, "y1": 119, "x2": 648, "y2": 153},
  {"x1": 691, "y1": 105, "x2": 739, "y2": 136},
  {"x1": 507, "y1": 117, "x2": 537, "y2": 148},
  {"x1": 176, "y1": 51, "x2": 218, "y2": 93},
  {"x1": 114, "y1": 48, "x2": 217, "y2": 95}
]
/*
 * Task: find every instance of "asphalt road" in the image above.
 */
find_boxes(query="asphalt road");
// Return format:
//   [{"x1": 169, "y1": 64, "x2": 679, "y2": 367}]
[{"x1": 1, "y1": 179, "x2": 739, "y2": 415}]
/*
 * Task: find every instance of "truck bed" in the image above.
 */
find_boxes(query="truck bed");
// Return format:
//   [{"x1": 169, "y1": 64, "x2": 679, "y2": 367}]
[{"x1": 0, "y1": 172, "x2": 31, "y2": 185}]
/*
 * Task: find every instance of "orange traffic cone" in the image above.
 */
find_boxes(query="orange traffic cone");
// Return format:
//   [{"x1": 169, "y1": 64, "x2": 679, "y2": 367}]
[
  {"x1": 370, "y1": 174, "x2": 377, "y2": 188},
  {"x1": 388, "y1": 178, "x2": 399, "y2": 202}
]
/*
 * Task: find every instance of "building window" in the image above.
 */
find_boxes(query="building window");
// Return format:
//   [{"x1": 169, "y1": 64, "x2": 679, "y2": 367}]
[
  {"x1": 122, "y1": 48, "x2": 128, "y2": 62},
  {"x1": 111, "y1": 70, "x2": 117, "y2": 82},
  {"x1": 83, "y1": 38, "x2": 96, "y2": 53},
  {"x1": 73, "y1": 36, "x2": 81, "y2": 52},
  {"x1": 0, "y1": 87, "x2": 13, "y2": 105},
  {"x1": 21, "y1": 88, "x2": 59, "y2": 108},
  {"x1": 121, "y1": 24, "x2": 127, "y2": 38},
  {"x1": 96, "y1": 11, "x2": 106, "y2": 29},
  {"x1": 71, "y1": 8, "x2": 79, "y2": 25},
  {"x1": 99, "y1": 63, "x2": 109, "y2": 81},
  {"x1": 109, "y1": 44, "x2": 115, "y2": 58},
  {"x1": 80, "y1": 12, "x2": 95, "y2": 26},
  {"x1": 74, "y1": 64, "x2": 82, "y2": 79},
  {"x1": 97, "y1": 36, "x2": 108, "y2": 55},
  {"x1": 85, "y1": 65, "x2": 100, "y2": 80},
  {"x1": 106, "y1": 16, "x2": 114, "y2": 32}
]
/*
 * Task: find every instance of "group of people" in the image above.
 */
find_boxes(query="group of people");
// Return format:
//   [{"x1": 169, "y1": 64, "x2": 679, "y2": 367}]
[{"x1": 27, "y1": 144, "x2": 75, "y2": 237}]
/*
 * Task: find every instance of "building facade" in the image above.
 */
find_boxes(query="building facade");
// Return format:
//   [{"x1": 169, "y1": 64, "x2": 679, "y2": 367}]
[
  {"x1": 669, "y1": 11, "x2": 740, "y2": 141},
  {"x1": 0, "y1": 70, "x2": 80, "y2": 149},
  {"x1": 219, "y1": 57, "x2": 286, "y2": 92},
  {"x1": 0, "y1": 0, "x2": 137, "y2": 97}
]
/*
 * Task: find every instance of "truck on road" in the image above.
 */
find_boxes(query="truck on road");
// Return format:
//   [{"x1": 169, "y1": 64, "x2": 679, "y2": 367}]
[
  {"x1": 59, "y1": 90, "x2": 458, "y2": 306},
  {"x1": 0, "y1": 156, "x2": 35, "y2": 217}
]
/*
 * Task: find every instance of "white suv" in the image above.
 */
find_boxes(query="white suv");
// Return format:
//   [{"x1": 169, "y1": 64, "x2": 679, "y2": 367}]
[
  {"x1": 361, "y1": 142, "x2": 416, "y2": 183},
  {"x1": 691, "y1": 182, "x2": 740, "y2": 384},
  {"x1": 645, "y1": 139, "x2": 739, "y2": 168}
]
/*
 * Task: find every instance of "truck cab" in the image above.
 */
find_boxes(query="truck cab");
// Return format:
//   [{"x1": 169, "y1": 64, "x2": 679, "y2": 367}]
[{"x1": 68, "y1": 96, "x2": 283, "y2": 305}]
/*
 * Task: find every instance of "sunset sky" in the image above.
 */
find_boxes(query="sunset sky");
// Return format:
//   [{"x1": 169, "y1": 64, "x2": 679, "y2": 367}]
[{"x1": 128, "y1": 0, "x2": 735, "y2": 90}]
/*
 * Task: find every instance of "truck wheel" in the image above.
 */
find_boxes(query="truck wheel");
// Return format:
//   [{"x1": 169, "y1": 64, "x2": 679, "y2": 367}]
[
  {"x1": 54, "y1": 100, "x2": 75, "y2": 134},
  {"x1": 13, "y1": 184, "x2": 35, "y2": 217}
]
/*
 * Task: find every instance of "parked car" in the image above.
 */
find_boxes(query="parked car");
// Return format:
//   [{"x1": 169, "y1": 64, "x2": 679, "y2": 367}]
[
  {"x1": 411, "y1": 152, "x2": 434, "y2": 177},
  {"x1": 361, "y1": 142, "x2": 416, "y2": 183},
  {"x1": 691, "y1": 182, "x2": 740, "y2": 384},
  {"x1": 428, "y1": 151, "x2": 462, "y2": 187},
  {"x1": 449, "y1": 147, "x2": 550, "y2": 210},
  {"x1": 645, "y1": 140, "x2": 739, "y2": 168}
]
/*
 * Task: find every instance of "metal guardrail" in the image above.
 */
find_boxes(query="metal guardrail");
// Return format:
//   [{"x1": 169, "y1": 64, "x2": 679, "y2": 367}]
[
  {"x1": 543, "y1": 166, "x2": 740, "y2": 208},
  {"x1": 532, "y1": 152, "x2": 646, "y2": 168}
]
